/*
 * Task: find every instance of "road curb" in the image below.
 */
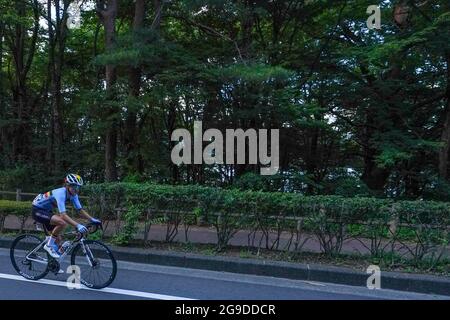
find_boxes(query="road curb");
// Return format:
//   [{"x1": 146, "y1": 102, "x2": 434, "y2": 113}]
[{"x1": 1, "y1": 236, "x2": 449, "y2": 296}]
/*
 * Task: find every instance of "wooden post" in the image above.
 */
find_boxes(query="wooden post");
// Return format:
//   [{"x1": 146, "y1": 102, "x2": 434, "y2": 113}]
[
  {"x1": 388, "y1": 205, "x2": 399, "y2": 238},
  {"x1": 143, "y1": 209, "x2": 152, "y2": 243},
  {"x1": 115, "y1": 208, "x2": 122, "y2": 235},
  {"x1": 16, "y1": 189, "x2": 21, "y2": 201},
  {"x1": 217, "y1": 212, "x2": 222, "y2": 226},
  {"x1": 0, "y1": 215, "x2": 5, "y2": 233},
  {"x1": 294, "y1": 218, "x2": 303, "y2": 251}
]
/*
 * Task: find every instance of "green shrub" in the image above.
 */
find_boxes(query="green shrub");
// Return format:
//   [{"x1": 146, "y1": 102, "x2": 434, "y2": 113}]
[
  {"x1": 0, "y1": 183, "x2": 417, "y2": 261},
  {"x1": 0, "y1": 200, "x2": 31, "y2": 233},
  {"x1": 0, "y1": 200, "x2": 30, "y2": 217},
  {"x1": 80, "y1": 183, "x2": 450, "y2": 251}
]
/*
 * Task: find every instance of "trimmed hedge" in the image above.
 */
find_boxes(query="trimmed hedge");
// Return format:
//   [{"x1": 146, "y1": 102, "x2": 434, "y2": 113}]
[
  {"x1": 79, "y1": 183, "x2": 450, "y2": 260},
  {"x1": 0, "y1": 200, "x2": 30, "y2": 217},
  {"x1": 1, "y1": 184, "x2": 449, "y2": 266},
  {"x1": 0, "y1": 200, "x2": 31, "y2": 233},
  {"x1": 81, "y1": 182, "x2": 450, "y2": 223}
]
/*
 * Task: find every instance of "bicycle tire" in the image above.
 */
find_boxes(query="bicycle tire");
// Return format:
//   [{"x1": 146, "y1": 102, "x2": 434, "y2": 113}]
[
  {"x1": 70, "y1": 240, "x2": 117, "y2": 289},
  {"x1": 10, "y1": 234, "x2": 50, "y2": 281}
]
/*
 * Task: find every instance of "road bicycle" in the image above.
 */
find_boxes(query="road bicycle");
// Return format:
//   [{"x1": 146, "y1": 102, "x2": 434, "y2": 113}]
[{"x1": 10, "y1": 222, "x2": 117, "y2": 289}]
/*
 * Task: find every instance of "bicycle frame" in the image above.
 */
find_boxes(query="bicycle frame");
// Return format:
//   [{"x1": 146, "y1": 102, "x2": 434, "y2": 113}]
[
  {"x1": 25, "y1": 238, "x2": 49, "y2": 264},
  {"x1": 25, "y1": 232, "x2": 95, "y2": 267}
]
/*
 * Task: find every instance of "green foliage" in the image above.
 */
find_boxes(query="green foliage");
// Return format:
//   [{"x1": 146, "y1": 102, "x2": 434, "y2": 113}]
[
  {"x1": 423, "y1": 178, "x2": 450, "y2": 202},
  {"x1": 0, "y1": 200, "x2": 30, "y2": 217},
  {"x1": 1, "y1": 0, "x2": 450, "y2": 245},
  {"x1": 79, "y1": 183, "x2": 450, "y2": 258},
  {"x1": 233, "y1": 172, "x2": 285, "y2": 192},
  {"x1": 0, "y1": 200, "x2": 30, "y2": 233},
  {"x1": 2, "y1": 181, "x2": 449, "y2": 268},
  {"x1": 0, "y1": 166, "x2": 30, "y2": 191},
  {"x1": 321, "y1": 171, "x2": 373, "y2": 197},
  {"x1": 210, "y1": 63, "x2": 294, "y2": 83},
  {"x1": 122, "y1": 173, "x2": 145, "y2": 183}
]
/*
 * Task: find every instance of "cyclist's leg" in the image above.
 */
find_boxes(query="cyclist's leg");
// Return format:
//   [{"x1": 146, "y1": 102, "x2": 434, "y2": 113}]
[
  {"x1": 32, "y1": 208, "x2": 65, "y2": 257},
  {"x1": 48, "y1": 215, "x2": 67, "y2": 245},
  {"x1": 32, "y1": 207, "x2": 59, "y2": 257},
  {"x1": 31, "y1": 207, "x2": 53, "y2": 233},
  {"x1": 46, "y1": 216, "x2": 67, "y2": 270}
]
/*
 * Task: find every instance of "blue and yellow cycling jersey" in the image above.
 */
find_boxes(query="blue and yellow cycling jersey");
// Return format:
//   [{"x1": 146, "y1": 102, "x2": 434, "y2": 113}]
[{"x1": 32, "y1": 187, "x2": 82, "y2": 214}]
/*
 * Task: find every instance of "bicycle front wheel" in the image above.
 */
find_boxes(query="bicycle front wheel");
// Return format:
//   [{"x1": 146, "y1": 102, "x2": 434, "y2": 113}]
[
  {"x1": 70, "y1": 240, "x2": 117, "y2": 289},
  {"x1": 10, "y1": 234, "x2": 49, "y2": 280}
]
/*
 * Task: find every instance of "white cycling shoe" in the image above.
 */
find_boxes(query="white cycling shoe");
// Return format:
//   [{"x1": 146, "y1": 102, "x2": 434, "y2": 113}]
[{"x1": 44, "y1": 243, "x2": 62, "y2": 259}]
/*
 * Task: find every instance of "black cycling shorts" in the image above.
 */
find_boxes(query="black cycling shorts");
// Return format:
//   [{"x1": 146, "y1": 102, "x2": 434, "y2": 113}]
[{"x1": 31, "y1": 206, "x2": 55, "y2": 231}]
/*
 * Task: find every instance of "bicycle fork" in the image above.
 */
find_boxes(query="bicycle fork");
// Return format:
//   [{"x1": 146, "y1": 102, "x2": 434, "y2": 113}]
[{"x1": 80, "y1": 240, "x2": 95, "y2": 267}]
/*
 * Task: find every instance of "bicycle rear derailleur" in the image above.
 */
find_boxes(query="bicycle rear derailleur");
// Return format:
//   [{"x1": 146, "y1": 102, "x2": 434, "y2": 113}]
[{"x1": 48, "y1": 258, "x2": 61, "y2": 275}]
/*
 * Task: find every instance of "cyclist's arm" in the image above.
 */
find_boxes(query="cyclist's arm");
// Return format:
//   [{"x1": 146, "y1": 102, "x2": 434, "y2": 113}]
[
  {"x1": 71, "y1": 195, "x2": 94, "y2": 221},
  {"x1": 54, "y1": 190, "x2": 87, "y2": 227},
  {"x1": 79, "y1": 208, "x2": 93, "y2": 221},
  {"x1": 59, "y1": 212, "x2": 79, "y2": 228}
]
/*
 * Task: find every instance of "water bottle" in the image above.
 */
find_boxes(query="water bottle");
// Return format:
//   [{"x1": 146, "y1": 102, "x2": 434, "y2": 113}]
[{"x1": 61, "y1": 241, "x2": 71, "y2": 253}]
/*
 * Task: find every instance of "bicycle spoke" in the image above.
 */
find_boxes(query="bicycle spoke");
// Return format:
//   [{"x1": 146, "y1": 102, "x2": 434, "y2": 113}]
[
  {"x1": 97, "y1": 268, "x2": 111, "y2": 282},
  {"x1": 71, "y1": 240, "x2": 116, "y2": 289},
  {"x1": 11, "y1": 235, "x2": 49, "y2": 280}
]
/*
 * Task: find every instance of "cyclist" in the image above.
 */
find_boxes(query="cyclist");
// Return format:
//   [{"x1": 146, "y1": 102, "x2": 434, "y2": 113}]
[{"x1": 31, "y1": 174, "x2": 101, "y2": 258}]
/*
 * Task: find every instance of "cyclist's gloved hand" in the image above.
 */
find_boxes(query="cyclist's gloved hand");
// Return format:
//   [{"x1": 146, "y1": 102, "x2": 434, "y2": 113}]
[
  {"x1": 90, "y1": 218, "x2": 101, "y2": 225},
  {"x1": 77, "y1": 224, "x2": 88, "y2": 233}
]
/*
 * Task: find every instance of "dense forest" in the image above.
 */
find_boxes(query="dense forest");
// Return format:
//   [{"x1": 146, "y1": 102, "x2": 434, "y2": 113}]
[{"x1": 0, "y1": 0, "x2": 449, "y2": 199}]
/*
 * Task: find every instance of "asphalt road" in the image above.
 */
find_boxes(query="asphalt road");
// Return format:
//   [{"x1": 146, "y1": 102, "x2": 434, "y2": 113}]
[{"x1": 0, "y1": 248, "x2": 448, "y2": 300}]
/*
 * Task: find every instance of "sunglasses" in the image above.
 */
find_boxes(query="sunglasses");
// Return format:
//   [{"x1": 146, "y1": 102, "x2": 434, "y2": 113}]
[{"x1": 70, "y1": 185, "x2": 81, "y2": 191}]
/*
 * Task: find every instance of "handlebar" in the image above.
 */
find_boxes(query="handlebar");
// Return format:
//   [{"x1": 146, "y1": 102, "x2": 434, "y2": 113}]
[
  {"x1": 86, "y1": 222, "x2": 103, "y2": 234},
  {"x1": 73, "y1": 222, "x2": 103, "y2": 241}
]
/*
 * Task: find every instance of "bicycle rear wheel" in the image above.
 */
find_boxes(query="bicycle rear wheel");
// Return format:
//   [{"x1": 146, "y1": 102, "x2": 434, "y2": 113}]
[
  {"x1": 10, "y1": 234, "x2": 49, "y2": 280},
  {"x1": 70, "y1": 240, "x2": 117, "y2": 289}
]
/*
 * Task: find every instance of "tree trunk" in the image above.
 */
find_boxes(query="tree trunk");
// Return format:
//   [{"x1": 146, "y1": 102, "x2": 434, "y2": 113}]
[
  {"x1": 167, "y1": 102, "x2": 179, "y2": 183},
  {"x1": 10, "y1": 0, "x2": 39, "y2": 161},
  {"x1": 240, "y1": 0, "x2": 254, "y2": 60},
  {"x1": 152, "y1": 0, "x2": 162, "y2": 30},
  {"x1": 0, "y1": 20, "x2": 4, "y2": 156},
  {"x1": 438, "y1": 51, "x2": 450, "y2": 180},
  {"x1": 126, "y1": 0, "x2": 163, "y2": 176},
  {"x1": 361, "y1": 105, "x2": 390, "y2": 192},
  {"x1": 0, "y1": 20, "x2": 4, "y2": 109},
  {"x1": 97, "y1": 0, "x2": 118, "y2": 181},
  {"x1": 48, "y1": 0, "x2": 68, "y2": 172},
  {"x1": 305, "y1": 126, "x2": 319, "y2": 194},
  {"x1": 124, "y1": 0, "x2": 146, "y2": 173},
  {"x1": 361, "y1": 148, "x2": 390, "y2": 192},
  {"x1": 11, "y1": 1, "x2": 26, "y2": 160}
]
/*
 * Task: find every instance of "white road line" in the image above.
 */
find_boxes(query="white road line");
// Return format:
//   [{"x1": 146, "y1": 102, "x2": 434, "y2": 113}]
[
  {"x1": 0, "y1": 273, "x2": 195, "y2": 300},
  {"x1": 302, "y1": 281, "x2": 326, "y2": 287}
]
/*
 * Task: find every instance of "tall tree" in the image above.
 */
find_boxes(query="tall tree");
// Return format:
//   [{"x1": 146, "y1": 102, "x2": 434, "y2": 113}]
[
  {"x1": 438, "y1": 51, "x2": 450, "y2": 179},
  {"x1": 5, "y1": 0, "x2": 40, "y2": 161},
  {"x1": 124, "y1": 0, "x2": 146, "y2": 174},
  {"x1": 47, "y1": 0, "x2": 72, "y2": 172},
  {"x1": 96, "y1": 0, "x2": 118, "y2": 181}
]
